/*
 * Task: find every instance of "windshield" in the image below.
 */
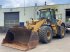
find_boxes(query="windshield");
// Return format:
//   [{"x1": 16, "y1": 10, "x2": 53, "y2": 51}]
[{"x1": 40, "y1": 11, "x2": 50, "y2": 19}]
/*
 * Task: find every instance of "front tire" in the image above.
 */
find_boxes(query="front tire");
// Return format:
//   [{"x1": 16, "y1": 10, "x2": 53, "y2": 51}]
[{"x1": 38, "y1": 26, "x2": 52, "y2": 43}]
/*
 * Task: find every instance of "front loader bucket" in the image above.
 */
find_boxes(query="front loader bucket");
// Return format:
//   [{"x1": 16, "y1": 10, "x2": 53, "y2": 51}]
[{"x1": 2, "y1": 27, "x2": 39, "y2": 51}]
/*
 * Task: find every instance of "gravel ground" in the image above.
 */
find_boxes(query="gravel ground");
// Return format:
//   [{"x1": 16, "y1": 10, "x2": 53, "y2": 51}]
[{"x1": 0, "y1": 33, "x2": 70, "y2": 52}]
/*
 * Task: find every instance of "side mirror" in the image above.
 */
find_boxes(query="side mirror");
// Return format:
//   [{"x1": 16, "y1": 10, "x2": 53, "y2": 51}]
[
  {"x1": 37, "y1": 11, "x2": 40, "y2": 15},
  {"x1": 30, "y1": 18, "x2": 34, "y2": 21}
]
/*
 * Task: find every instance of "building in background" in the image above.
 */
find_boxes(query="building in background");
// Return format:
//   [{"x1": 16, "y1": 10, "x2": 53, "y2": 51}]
[{"x1": 0, "y1": 4, "x2": 70, "y2": 32}]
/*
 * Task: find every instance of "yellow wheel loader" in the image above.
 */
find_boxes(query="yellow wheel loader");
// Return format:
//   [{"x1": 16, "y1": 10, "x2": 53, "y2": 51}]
[{"x1": 2, "y1": 8, "x2": 65, "y2": 51}]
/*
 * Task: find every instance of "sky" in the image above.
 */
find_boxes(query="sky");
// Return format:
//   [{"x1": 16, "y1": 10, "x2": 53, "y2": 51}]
[{"x1": 0, "y1": 0, "x2": 70, "y2": 8}]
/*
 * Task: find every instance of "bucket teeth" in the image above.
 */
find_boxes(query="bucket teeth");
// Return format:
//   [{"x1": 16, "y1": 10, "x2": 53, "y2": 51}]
[{"x1": 2, "y1": 27, "x2": 39, "y2": 51}]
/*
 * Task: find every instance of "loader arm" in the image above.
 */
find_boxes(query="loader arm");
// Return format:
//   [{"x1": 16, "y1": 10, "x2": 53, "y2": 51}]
[
  {"x1": 33, "y1": 19, "x2": 46, "y2": 32},
  {"x1": 26, "y1": 19, "x2": 46, "y2": 32}
]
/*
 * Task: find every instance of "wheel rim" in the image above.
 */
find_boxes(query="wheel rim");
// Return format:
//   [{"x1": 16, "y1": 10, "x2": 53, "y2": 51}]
[
  {"x1": 61, "y1": 28, "x2": 65, "y2": 36},
  {"x1": 47, "y1": 31, "x2": 51, "y2": 40}
]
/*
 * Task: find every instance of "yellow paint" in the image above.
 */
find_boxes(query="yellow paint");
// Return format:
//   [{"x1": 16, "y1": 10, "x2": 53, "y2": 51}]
[
  {"x1": 57, "y1": 19, "x2": 62, "y2": 26},
  {"x1": 51, "y1": 24, "x2": 57, "y2": 35},
  {"x1": 33, "y1": 19, "x2": 46, "y2": 32},
  {"x1": 26, "y1": 19, "x2": 46, "y2": 32}
]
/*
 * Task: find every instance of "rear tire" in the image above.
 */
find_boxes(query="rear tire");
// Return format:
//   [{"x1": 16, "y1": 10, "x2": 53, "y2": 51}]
[
  {"x1": 57, "y1": 26, "x2": 65, "y2": 39},
  {"x1": 38, "y1": 26, "x2": 52, "y2": 43}
]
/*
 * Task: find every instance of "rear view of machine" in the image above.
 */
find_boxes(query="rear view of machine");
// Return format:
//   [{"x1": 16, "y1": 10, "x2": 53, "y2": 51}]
[{"x1": 2, "y1": 8, "x2": 65, "y2": 51}]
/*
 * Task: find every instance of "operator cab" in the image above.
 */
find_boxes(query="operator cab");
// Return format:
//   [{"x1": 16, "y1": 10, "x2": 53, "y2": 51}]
[
  {"x1": 39, "y1": 8, "x2": 57, "y2": 24},
  {"x1": 39, "y1": 9, "x2": 51, "y2": 19}
]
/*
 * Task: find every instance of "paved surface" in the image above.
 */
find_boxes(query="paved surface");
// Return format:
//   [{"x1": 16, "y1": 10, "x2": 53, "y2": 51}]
[{"x1": 0, "y1": 33, "x2": 70, "y2": 52}]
